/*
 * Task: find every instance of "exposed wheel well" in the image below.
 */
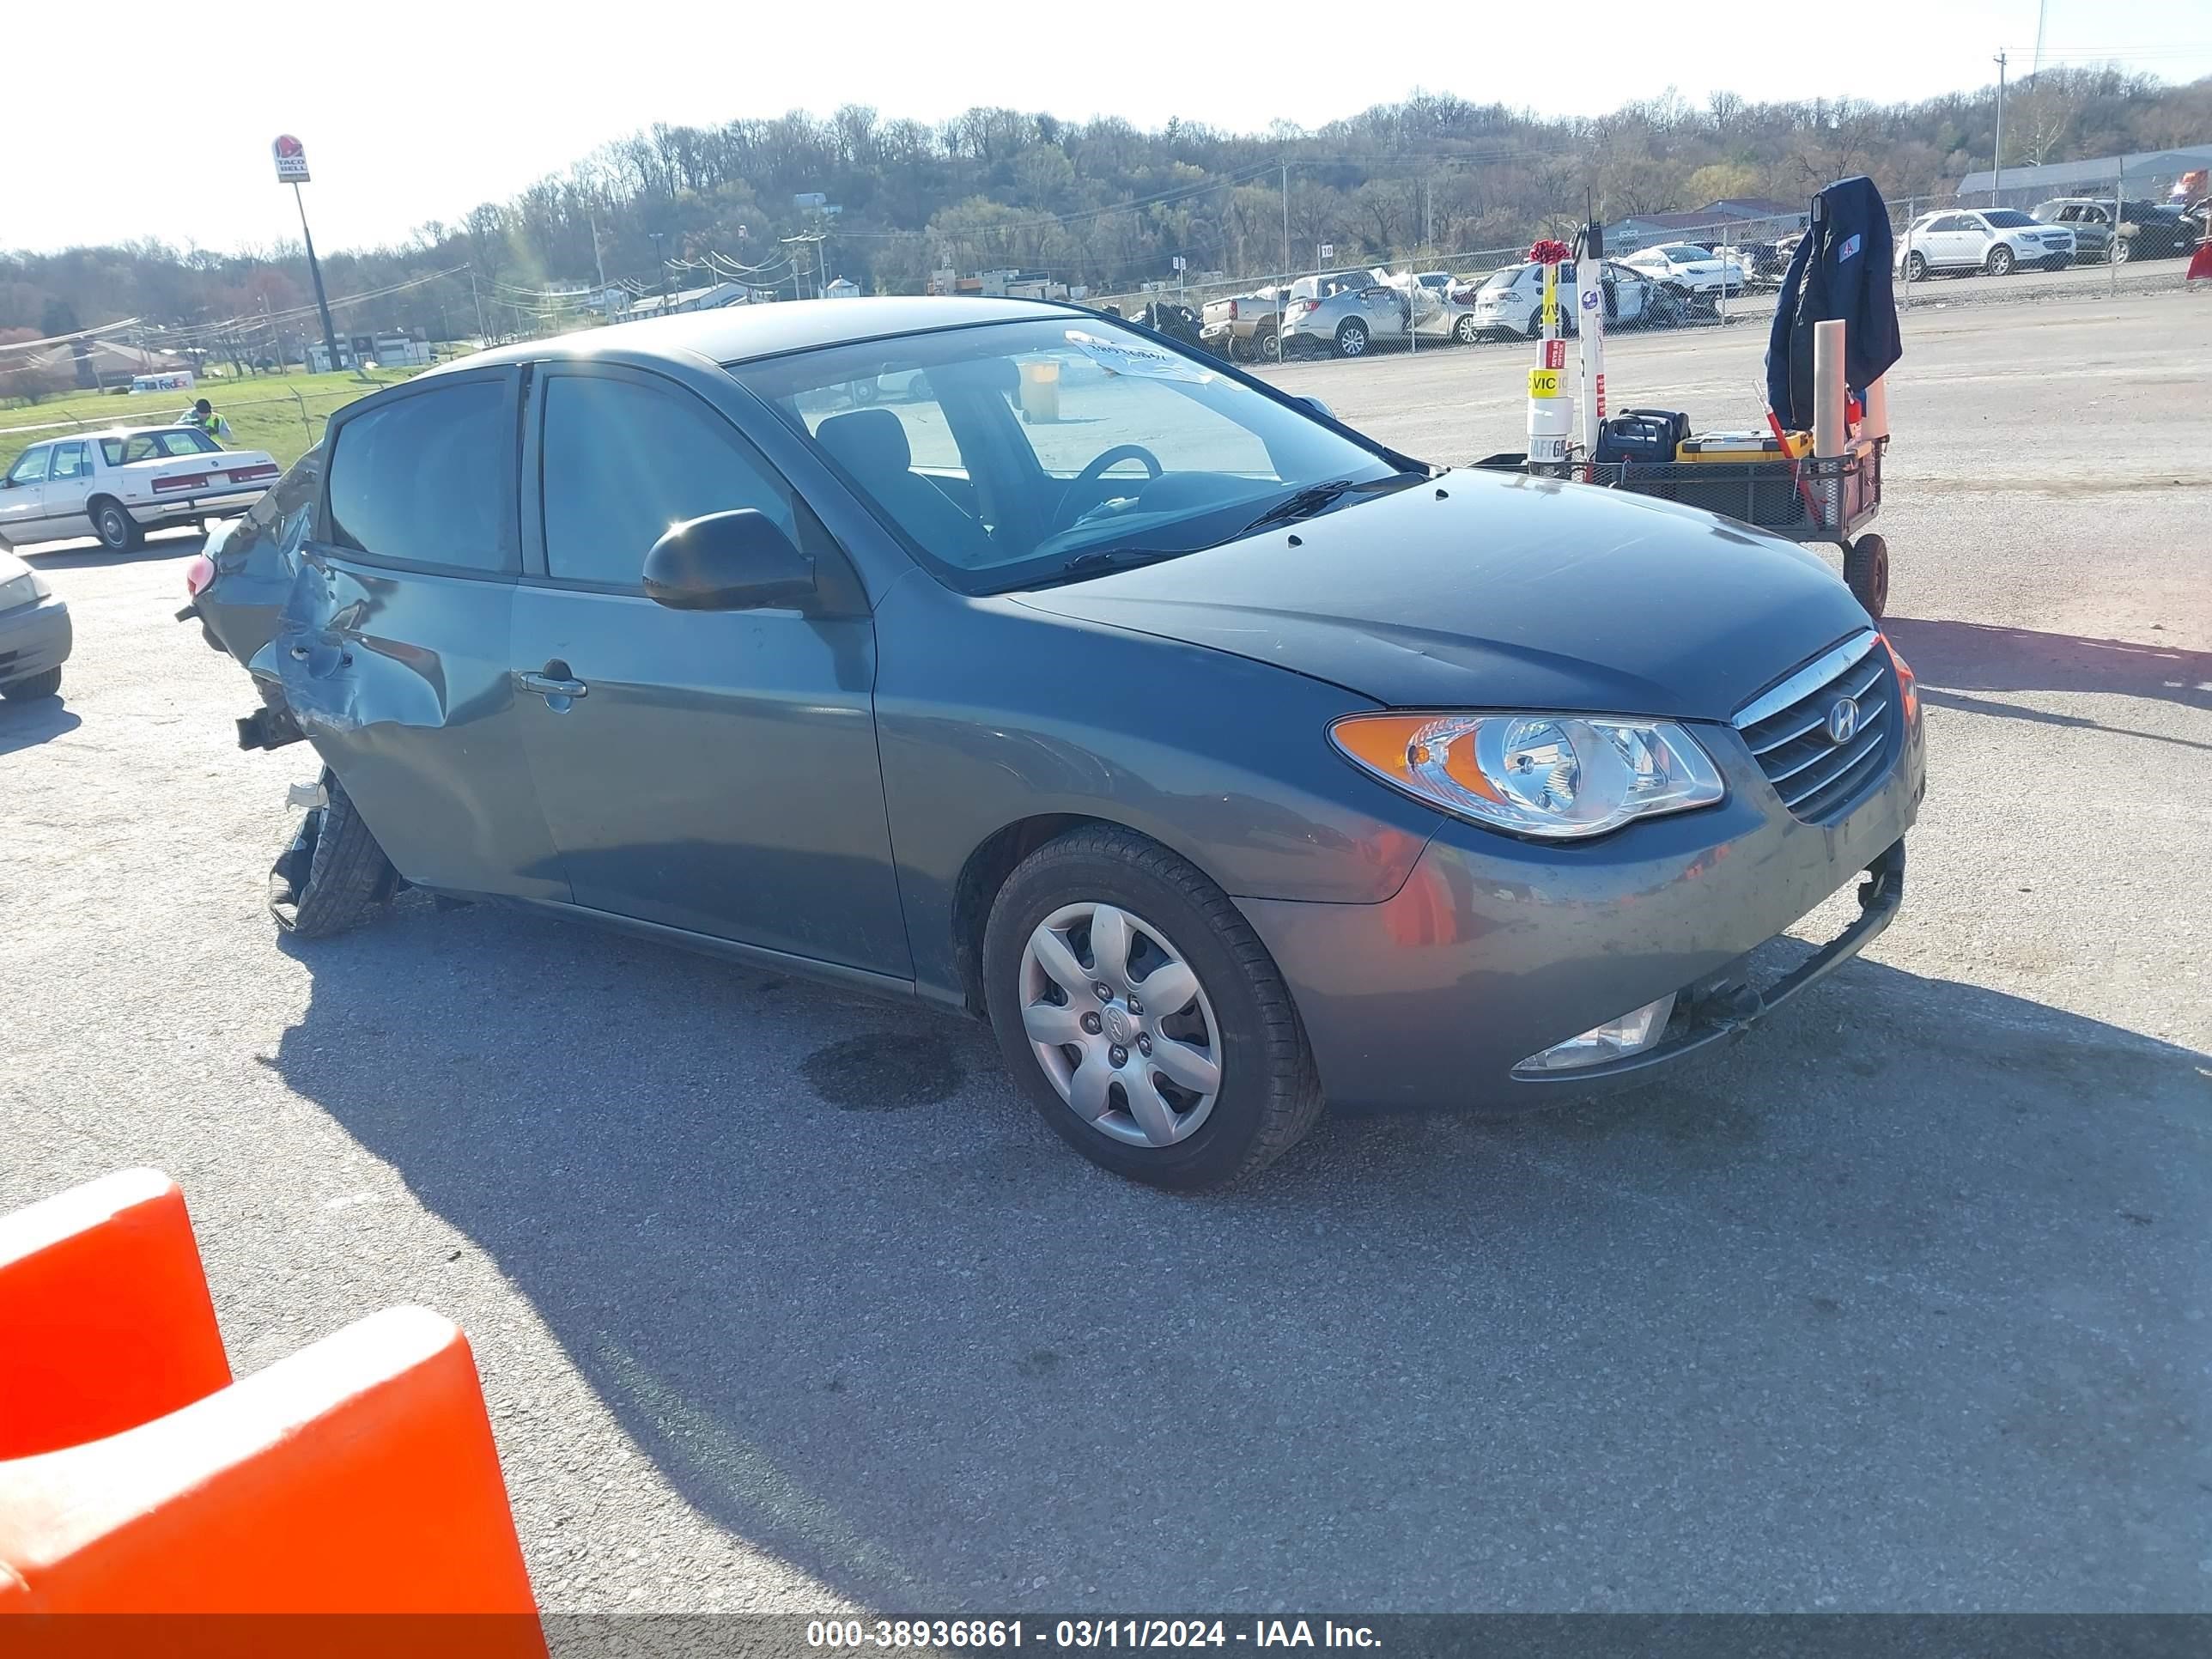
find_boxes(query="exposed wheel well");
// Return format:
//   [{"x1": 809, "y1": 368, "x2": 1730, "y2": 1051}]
[{"x1": 950, "y1": 813, "x2": 1099, "y2": 1016}]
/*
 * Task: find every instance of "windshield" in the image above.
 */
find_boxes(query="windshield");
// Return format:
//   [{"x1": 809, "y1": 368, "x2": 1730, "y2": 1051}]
[
  {"x1": 732, "y1": 317, "x2": 1413, "y2": 593},
  {"x1": 1656, "y1": 245, "x2": 1710, "y2": 260},
  {"x1": 1984, "y1": 210, "x2": 2038, "y2": 228}
]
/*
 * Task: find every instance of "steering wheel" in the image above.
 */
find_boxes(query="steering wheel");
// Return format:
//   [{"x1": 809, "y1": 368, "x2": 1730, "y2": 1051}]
[{"x1": 1057, "y1": 444, "x2": 1164, "y2": 526}]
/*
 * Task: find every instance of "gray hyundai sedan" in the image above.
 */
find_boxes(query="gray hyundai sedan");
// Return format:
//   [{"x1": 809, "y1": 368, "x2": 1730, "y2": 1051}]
[{"x1": 187, "y1": 297, "x2": 1923, "y2": 1189}]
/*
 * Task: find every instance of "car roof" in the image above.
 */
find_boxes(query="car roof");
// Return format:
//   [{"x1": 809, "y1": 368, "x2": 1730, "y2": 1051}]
[
  {"x1": 54, "y1": 425, "x2": 202, "y2": 442},
  {"x1": 443, "y1": 296, "x2": 1073, "y2": 375}
]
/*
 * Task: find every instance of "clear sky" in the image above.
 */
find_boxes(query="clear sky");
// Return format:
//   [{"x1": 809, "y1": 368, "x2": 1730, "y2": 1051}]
[{"x1": 14, "y1": 0, "x2": 2209, "y2": 255}]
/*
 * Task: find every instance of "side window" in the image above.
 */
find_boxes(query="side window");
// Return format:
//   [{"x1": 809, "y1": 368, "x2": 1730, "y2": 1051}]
[
  {"x1": 49, "y1": 442, "x2": 88, "y2": 481},
  {"x1": 7, "y1": 447, "x2": 52, "y2": 486},
  {"x1": 328, "y1": 379, "x2": 509, "y2": 573},
  {"x1": 539, "y1": 373, "x2": 793, "y2": 589}
]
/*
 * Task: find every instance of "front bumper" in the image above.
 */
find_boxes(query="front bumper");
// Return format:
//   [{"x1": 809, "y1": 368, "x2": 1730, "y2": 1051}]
[
  {"x1": 0, "y1": 594, "x2": 73, "y2": 684},
  {"x1": 1237, "y1": 709, "x2": 1925, "y2": 1111}
]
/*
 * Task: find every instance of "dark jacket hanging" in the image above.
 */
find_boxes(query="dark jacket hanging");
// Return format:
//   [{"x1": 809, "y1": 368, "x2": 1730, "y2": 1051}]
[{"x1": 1765, "y1": 175, "x2": 1901, "y2": 427}]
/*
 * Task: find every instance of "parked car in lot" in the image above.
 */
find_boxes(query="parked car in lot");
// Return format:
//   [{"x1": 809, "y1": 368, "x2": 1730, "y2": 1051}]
[
  {"x1": 0, "y1": 426, "x2": 282, "y2": 553},
  {"x1": 0, "y1": 547, "x2": 70, "y2": 701},
  {"x1": 1897, "y1": 209, "x2": 2074, "y2": 278},
  {"x1": 1278, "y1": 270, "x2": 1414, "y2": 358},
  {"x1": 187, "y1": 296, "x2": 1924, "y2": 1190},
  {"x1": 1411, "y1": 270, "x2": 1485, "y2": 343},
  {"x1": 1620, "y1": 243, "x2": 1748, "y2": 295},
  {"x1": 2031, "y1": 198, "x2": 2198, "y2": 264},
  {"x1": 1200, "y1": 287, "x2": 1285, "y2": 362},
  {"x1": 1467, "y1": 259, "x2": 1672, "y2": 340}
]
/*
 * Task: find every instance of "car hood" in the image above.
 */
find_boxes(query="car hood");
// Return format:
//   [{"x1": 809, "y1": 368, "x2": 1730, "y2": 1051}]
[{"x1": 1011, "y1": 471, "x2": 1870, "y2": 721}]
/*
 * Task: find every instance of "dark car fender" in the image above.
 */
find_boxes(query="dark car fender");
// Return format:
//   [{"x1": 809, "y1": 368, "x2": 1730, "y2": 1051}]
[{"x1": 869, "y1": 569, "x2": 1443, "y2": 1012}]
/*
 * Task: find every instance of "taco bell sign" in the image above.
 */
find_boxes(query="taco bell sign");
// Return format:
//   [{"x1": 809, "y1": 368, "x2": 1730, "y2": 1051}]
[{"x1": 273, "y1": 135, "x2": 311, "y2": 185}]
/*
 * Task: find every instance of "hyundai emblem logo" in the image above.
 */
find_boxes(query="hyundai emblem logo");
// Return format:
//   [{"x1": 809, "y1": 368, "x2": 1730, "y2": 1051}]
[{"x1": 1826, "y1": 696, "x2": 1861, "y2": 745}]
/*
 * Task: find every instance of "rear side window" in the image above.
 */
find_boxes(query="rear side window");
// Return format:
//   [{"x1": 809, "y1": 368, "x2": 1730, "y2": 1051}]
[
  {"x1": 538, "y1": 373, "x2": 793, "y2": 589},
  {"x1": 328, "y1": 379, "x2": 508, "y2": 572}
]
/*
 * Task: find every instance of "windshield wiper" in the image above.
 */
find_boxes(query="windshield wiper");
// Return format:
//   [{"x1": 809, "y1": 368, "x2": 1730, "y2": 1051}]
[
  {"x1": 1046, "y1": 546, "x2": 1187, "y2": 582},
  {"x1": 1235, "y1": 471, "x2": 1424, "y2": 538}
]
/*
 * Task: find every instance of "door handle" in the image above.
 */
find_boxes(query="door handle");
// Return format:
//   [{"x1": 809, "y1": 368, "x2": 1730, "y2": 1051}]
[{"x1": 515, "y1": 667, "x2": 587, "y2": 701}]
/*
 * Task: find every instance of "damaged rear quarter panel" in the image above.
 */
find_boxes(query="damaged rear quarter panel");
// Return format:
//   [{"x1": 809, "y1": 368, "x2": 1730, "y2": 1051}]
[{"x1": 265, "y1": 546, "x2": 567, "y2": 902}]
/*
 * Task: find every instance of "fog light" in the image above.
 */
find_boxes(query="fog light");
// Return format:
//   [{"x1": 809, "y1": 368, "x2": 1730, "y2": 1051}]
[{"x1": 1513, "y1": 993, "x2": 1678, "y2": 1075}]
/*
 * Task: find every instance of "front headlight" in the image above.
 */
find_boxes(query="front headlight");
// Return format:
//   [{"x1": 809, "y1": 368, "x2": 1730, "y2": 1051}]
[
  {"x1": 1331, "y1": 711, "x2": 1725, "y2": 839},
  {"x1": 0, "y1": 571, "x2": 46, "y2": 611}
]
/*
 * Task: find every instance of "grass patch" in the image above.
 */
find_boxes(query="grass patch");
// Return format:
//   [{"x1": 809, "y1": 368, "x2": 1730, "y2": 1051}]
[{"x1": 0, "y1": 363, "x2": 438, "y2": 474}]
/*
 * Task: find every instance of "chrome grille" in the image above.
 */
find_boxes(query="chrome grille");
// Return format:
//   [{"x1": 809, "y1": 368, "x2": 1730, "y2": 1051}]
[{"x1": 1735, "y1": 632, "x2": 1899, "y2": 824}]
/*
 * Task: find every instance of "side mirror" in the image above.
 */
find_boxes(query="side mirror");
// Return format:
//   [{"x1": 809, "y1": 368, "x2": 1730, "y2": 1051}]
[
  {"x1": 642, "y1": 509, "x2": 814, "y2": 612},
  {"x1": 1297, "y1": 396, "x2": 1336, "y2": 422}
]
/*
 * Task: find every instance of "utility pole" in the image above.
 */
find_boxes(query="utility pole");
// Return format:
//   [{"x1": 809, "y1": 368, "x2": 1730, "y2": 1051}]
[
  {"x1": 290, "y1": 181, "x2": 343, "y2": 374},
  {"x1": 468, "y1": 265, "x2": 487, "y2": 343},
  {"x1": 590, "y1": 207, "x2": 608, "y2": 292},
  {"x1": 1281, "y1": 162, "x2": 1292, "y2": 283},
  {"x1": 648, "y1": 231, "x2": 671, "y2": 309},
  {"x1": 1991, "y1": 52, "x2": 2008, "y2": 205}
]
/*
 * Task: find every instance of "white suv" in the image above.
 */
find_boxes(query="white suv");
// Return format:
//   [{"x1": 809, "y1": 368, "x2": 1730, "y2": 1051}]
[{"x1": 1898, "y1": 209, "x2": 2075, "y2": 279}]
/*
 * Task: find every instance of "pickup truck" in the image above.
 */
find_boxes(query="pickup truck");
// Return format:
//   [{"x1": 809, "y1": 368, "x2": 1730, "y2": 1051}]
[
  {"x1": 0, "y1": 425, "x2": 282, "y2": 552},
  {"x1": 1200, "y1": 287, "x2": 1285, "y2": 362}
]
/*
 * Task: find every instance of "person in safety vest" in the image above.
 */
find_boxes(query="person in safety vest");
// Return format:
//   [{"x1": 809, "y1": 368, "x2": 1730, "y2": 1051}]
[{"x1": 174, "y1": 398, "x2": 232, "y2": 444}]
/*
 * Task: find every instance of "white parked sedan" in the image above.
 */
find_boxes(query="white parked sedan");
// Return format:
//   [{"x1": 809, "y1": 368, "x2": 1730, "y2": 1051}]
[
  {"x1": 1467, "y1": 259, "x2": 1668, "y2": 341},
  {"x1": 1620, "y1": 242, "x2": 1748, "y2": 295},
  {"x1": 0, "y1": 426, "x2": 281, "y2": 552},
  {"x1": 1895, "y1": 209, "x2": 2075, "y2": 279}
]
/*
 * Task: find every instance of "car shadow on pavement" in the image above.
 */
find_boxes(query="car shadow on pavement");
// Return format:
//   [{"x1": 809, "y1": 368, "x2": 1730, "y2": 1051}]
[
  {"x1": 0, "y1": 699, "x2": 81, "y2": 754},
  {"x1": 17, "y1": 531, "x2": 209, "y2": 570},
  {"x1": 259, "y1": 893, "x2": 2212, "y2": 1610},
  {"x1": 1884, "y1": 617, "x2": 2212, "y2": 752}
]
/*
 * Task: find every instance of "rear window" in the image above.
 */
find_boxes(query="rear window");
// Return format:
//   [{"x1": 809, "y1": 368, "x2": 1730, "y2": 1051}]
[
  {"x1": 100, "y1": 430, "x2": 220, "y2": 465},
  {"x1": 328, "y1": 379, "x2": 509, "y2": 573}
]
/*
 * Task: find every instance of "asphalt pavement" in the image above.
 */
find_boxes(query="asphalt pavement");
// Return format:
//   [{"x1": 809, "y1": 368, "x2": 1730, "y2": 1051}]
[{"x1": 1, "y1": 292, "x2": 2207, "y2": 1613}]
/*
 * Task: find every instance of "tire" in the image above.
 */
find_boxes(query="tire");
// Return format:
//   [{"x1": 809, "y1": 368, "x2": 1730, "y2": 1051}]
[
  {"x1": 2110, "y1": 238, "x2": 2131, "y2": 265},
  {"x1": 1844, "y1": 533, "x2": 1890, "y2": 619},
  {"x1": 848, "y1": 376, "x2": 881, "y2": 406},
  {"x1": 1905, "y1": 252, "x2": 1929, "y2": 283},
  {"x1": 269, "y1": 768, "x2": 400, "y2": 939},
  {"x1": 982, "y1": 824, "x2": 1323, "y2": 1191},
  {"x1": 1255, "y1": 328, "x2": 1280, "y2": 363},
  {"x1": 1984, "y1": 245, "x2": 2015, "y2": 276},
  {"x1": 0, "y1": 666, "x2": 61, "y2": 701},
  {"x1": 1452, "y1": 313, "x2": 1480, "y2": 344},
  {"x1": 1334, "y1": 319, "x2": 1368, "y2": 358},
  {"x1": 92, "y1": 499, "x2": 143, "y2": 553}
]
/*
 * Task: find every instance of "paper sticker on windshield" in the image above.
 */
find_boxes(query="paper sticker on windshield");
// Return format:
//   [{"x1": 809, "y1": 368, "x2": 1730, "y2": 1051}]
[{"x1": 1065, "y1": 329, "x2": 1212, "y2": 382}]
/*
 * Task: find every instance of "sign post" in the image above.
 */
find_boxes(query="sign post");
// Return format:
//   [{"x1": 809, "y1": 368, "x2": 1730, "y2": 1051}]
[{"x1": 275, "y1": 136, "x2": 343, "y2": 376}]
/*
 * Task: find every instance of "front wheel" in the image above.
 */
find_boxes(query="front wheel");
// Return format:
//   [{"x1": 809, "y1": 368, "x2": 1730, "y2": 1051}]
[
  {"x1": 1845, "y1": 533, "x2": 1890, "y2": 619},
  {"x1": 1904, "y1": 251, "x2": 1929, "y2": 283},
  {"x1": 1985, "y1": 245, "x2": 2015, "y2": 276},
  {"x1": 2110, "y1": 238, "x2": 2131, "y2": 265},
  {"x1": 982, "y1": 825, "x2": 1322, "y2": 1190},
  {"x1": 1, "y1": 666, "x2": 61, "y2": 701},
  {"x1": 1453, "y1": 312, "x2": 1480, "y2": 344},
  {"x1": 93, "y1": 500, "x2": 143, "y2": 553},
  {"x1": 1334, "y1": 319, "x2": 1368, "y2": 357}
]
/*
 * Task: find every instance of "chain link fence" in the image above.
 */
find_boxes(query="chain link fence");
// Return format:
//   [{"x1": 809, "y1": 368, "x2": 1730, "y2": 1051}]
[{"x1": 1084, "y1": 167, "x2": 2203, "y2": 371}]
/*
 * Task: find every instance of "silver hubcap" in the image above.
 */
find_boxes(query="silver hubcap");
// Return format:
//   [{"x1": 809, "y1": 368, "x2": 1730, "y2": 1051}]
[{"x1": 1018, "y1": 901, "x2": 1223, "y2": 1148}]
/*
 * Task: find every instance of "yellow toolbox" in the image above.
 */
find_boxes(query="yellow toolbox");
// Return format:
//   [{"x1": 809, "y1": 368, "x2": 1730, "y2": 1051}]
[{"x1": 1675, "y1": 430, "x2": 1814, "y2": 461}]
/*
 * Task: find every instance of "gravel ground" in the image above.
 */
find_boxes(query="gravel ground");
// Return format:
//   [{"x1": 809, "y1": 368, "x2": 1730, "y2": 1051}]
[{"x1": 1, "y1": 293, "x2": 2207, "y2": 1614}]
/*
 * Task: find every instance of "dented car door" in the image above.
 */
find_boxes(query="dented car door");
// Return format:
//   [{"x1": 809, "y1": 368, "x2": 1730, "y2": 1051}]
[{"x1": 273, "y1": 365, "x2": 567, "y2": 902}]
